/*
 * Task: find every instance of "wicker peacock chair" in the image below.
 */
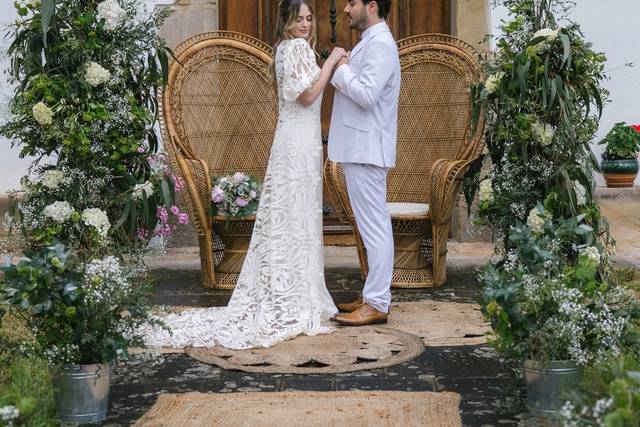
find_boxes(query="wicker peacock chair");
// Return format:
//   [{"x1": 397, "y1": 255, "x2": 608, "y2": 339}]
[
  {"x1": 160, "y1": 31, "x2": 278, "y2": 289},
  {"x1": 326, "y1": 34, "x2": 486, "y2": 288}
]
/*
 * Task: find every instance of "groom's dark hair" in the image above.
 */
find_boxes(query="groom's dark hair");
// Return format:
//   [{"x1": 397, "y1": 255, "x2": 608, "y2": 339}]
[{"x1": 363, "y1": 0, "x2": 391, "y2": 19}]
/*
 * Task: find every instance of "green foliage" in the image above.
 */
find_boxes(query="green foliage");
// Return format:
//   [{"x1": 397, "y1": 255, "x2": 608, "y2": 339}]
[
  {"x1": 563, "y1": 354, "x2": 640, "y2": 426},
  {"x1": 0, "y1": 313, "x2": 57, "y2": 427},
  {"x1": 1, "y1": 242, "x2": 159, "y2": 366},
  {"x1": 480, "y1": 212, "x2": 636, "y2": 364},
  {"x1": 468, "y1": 0, "x2": 608, "y2": 245},
  {"x1": 598, "y1": 122, "x2": 640, "y2": 160}
]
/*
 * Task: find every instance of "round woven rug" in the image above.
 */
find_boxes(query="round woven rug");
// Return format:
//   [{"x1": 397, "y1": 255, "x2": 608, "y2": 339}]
[{"x1": 185, "y1": 326, "x2": 424, "y2": 374}]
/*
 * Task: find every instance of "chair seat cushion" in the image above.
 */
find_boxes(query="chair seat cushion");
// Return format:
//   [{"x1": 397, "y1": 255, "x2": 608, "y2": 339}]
[{"x1": 387, "y1": 202, "x2": 430, "y2": 218}]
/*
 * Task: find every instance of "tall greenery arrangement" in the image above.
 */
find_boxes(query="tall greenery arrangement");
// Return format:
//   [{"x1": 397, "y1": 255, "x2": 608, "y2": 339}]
[
  {"x1": 0, "y1": 0, "x2": 185, "y2": 367},
  {"x1": 468, "y1": 0, "x2": 638, "y2": 366}
]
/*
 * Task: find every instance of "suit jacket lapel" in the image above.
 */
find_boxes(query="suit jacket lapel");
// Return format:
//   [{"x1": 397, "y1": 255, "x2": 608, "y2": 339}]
[{"x1": 348, "y1": 23, "x2": 390, "y2": 62}]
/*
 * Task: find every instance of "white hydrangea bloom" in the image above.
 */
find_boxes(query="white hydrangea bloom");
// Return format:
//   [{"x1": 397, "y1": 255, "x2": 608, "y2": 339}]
[
  {"x1": 533, "y1": 28, "x2": 560, "y2": 42},
  {"x1": 132, "y1": 181, "x2": 154, "y2": 200},
  {"x1": 41, "y1": 169, "x2": 65, "y2": 189},
  {"x1": 532, "y1": 121, "x2": 554, "y2": 146},
  {"x1": 479, "y1": 179, "x2": 494, "y2": 204},
  {"x1": 32, "y1": 101, "x2": 53, "y2": 125},
  {"x1": 96, "y1": 0, "x2": 128, "y2": 31},
  {"x1": 82, "y1": 208, "x2": 111, "y2": 237},
  {"x1": 573, "y1": 180, "x2": 587, "y2": 205},
  {"x1": 0, "y1": 405, "x2": 20, "y2": 422},
  {"x1": 582, "y1": 246, "x2": 601, "y2": 264},
  {"x1": 526, "y1": 206, "x2": 546, "y2": 233},
  {"x1": 85, "y1": 62, "x2": 111, "y2": 87},
  {"x1": 44, "y1": 201, "x2": 74, "y2": 223},
  {"x1": 485, "y1": 72, "x2": 505, "y2": 94}
]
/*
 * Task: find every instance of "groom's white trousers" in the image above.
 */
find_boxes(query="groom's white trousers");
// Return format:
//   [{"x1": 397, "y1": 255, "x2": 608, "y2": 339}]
[{"x1": 342, "y1": 162, "x2": 393, "y2": 313}]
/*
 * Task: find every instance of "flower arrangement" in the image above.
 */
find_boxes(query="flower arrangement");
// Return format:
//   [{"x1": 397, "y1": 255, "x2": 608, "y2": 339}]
[
  {"x1": 211, "y1": 172, "x2": 261, "y2": 218},
  {"x1": 0, "y1": 0, "x2": 182, "y2": 374},
  {"x1": 598, "y1": 122, "x2": 640, "y2": 160},
  {"x1": 1, "y1": 243, "x2": 158, "y2": 366},
  {"x1": 480, "y1": 203, "x2": 636, "y2": 365}
]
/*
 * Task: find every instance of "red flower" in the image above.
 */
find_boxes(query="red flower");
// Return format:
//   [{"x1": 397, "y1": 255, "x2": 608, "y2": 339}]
[{"x1": 631, "y1": 124, "x2": 640, "y2": 133}]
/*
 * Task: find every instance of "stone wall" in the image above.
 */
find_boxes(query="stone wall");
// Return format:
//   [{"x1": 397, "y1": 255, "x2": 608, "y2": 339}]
[{"x1": 156, "y1": 0, "x2": 218, "y2": 50}]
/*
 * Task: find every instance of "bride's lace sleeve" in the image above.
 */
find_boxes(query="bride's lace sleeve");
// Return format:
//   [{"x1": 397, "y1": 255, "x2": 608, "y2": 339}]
[{"x1": 281, "y1": 38, "x2": 320, "y2": 102}]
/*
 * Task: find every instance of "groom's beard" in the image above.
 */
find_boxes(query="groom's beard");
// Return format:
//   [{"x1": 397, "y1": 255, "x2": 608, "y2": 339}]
[{"x1": 348, "y1": 10, "x2": 368, "y2": 33}]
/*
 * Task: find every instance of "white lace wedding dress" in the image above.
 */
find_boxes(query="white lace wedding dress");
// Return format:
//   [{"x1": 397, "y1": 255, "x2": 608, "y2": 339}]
[{"x1": 142, "y1": 37, "x2": 337, "y2": 349}]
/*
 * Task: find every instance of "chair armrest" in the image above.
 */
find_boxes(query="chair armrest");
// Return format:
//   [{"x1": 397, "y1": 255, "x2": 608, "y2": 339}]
[
  {"x1": 430, "y1": 159, "x2": 474, "y2": 225},
  {"x1": 324, "y1": 160, "x2": 351, "y2": 224}
]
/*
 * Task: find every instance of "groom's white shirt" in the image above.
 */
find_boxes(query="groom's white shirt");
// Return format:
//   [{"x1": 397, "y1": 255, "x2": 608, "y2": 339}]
[{"x1": 328, "y1": 22, "x2": 401, "y2": 168}]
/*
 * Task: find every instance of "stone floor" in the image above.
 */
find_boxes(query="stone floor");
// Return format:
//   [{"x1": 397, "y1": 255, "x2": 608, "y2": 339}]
[{"x1": 98, "y1": 245, "x2": 529, "y2": 427}]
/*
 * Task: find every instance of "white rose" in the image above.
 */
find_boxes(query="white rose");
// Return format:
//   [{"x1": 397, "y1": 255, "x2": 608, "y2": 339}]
[
  {"x1": 32, "y1": 102, "x2": 53, "y2": 125},
  {"x1": 96, "y1": 0, "x2": 128, "y2": 31},
  {"x1": 84, "y1": 62, "x2": 111, "y2": 87},
  {"x1": 581, "y1": 246, "x2": 600, "y2": 264},
  {"x1": 479, "y1": 179, "x2": 494, "y2": 204},
  {"x1": 41, "y1": 169, "x2": 65, "y2": 189},
  {"x1": 573, "y1": 180, "x2": 587, "y2": 206},
  {"x1": 44, "y1": 201, "x2": 74, "y2": 223},
  {"x1": 484, "y1": 72, "x2": 505, "y2": 94},
  {"x1": 533, "y1": 28, "x2": 560, "y2": 42},
  {"x1": 532, "y1": 121, "x2": 554, "y2": 146},
  {"x1": 82, "y1": 208, "x2": 111, "y2": 237},
  {"x1": 526, "y1": 206, "x2": 547, "y2": 233},
  {"x1": 132, "y1": 181, "x2": 154, "y2": 200}
]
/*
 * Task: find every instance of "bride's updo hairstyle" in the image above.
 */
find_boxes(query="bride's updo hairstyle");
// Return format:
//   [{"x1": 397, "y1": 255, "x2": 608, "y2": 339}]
[{"x1": 269, "y1": 0, "x2": 318, "y2": 92}]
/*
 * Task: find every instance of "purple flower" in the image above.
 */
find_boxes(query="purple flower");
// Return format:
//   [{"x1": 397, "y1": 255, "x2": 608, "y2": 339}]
[
  {"x1": 157, "y1": 206, "x2": 169, "y2": 223},
  {"x1": 137, "y1": 146, "x2": 146, "y2": 153},
  {"x1": 249, "y1": 190, "x2": 257, "y2": 199},
  {"x1": 173, "y1": 175, "x2": 185, "y2": 192},
  {"x1": 177, "y1": 213, "x2": 189, "y2": 225},
  {"x1": 232, "y1": 171, "x2": 246, "y2": 184},
  {"x1": 235, "y1": 197, "x2": 249, "y2": 207},
  {"x1": 170, "y1": 205, "x2": 180, "y2": 216},
  {"x1": 211, "y1": 187, "x2": 224, "y2": 203},
  {"x1": 137, "y1": 228, "x2": 149, "y2": 240}
]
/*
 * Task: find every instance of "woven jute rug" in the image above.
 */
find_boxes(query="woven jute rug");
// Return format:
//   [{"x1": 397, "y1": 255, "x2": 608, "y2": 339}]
[
  {"x1": 134, "y1": 391, "x2": 462, "y2": 427},
  {"x1": 186, "y1": 327, "x2": 423, "y2": 374},
  {"x1": 132, "y1": 301, "x2": 488, "y2": 373}
]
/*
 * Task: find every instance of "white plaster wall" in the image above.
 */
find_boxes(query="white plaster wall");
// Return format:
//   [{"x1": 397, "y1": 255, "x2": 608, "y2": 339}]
[{"x1": 491, "y1": 1, "x2": 640, "y2": 185}]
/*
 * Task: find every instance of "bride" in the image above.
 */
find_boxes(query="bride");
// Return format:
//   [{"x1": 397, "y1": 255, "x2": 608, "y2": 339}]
[{"x1": 143, "y1": 0, "x2": 347, "y2": 349}]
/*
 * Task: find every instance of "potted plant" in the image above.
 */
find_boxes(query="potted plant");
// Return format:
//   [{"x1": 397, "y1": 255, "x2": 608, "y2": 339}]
[
  {"x1": 210, "y1": 172, "x2": 261, "y2": 287},
  {"x1": 481, "y1": 208, "x2": 634, "y2": 419},
  {"x1": 0, "y1": 0, "x2": 181, "y2": 423},
  {"x1": 0, "y1": 243, "x2": 158, "y2": 423},
  {"x1": 598, "y1": 122, "x2": 640, "y2": 187}
]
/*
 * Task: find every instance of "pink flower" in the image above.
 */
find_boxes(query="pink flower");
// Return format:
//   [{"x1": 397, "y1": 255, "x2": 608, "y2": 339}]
[
  {"x1": 137, "y1": 228, "x2": 149, "y2": 240},
  {"x1": 232, "y1": 171, "x2": 246, "y2": 184},
  {"x1": 173, "y1": 175, "x2": 185, "y2": 192},
  {"x1": 212, "y1": 187, "x2": 224, "y2": 203},
  {"x1": 178, "y1": 213, "x2": 189, "y2": 225},
  {"x1": 235, "y1": 197, "x2": 249, "y2": 207},
  {"x1": 170, "y1": 205, "x2": 180, "y2": 216},
  {"x1": 137, "y1": 146, "x2": 146, "y2": 153},
  {"x1": 157, "y1": 206, "x2": 169, "y2": 223}
]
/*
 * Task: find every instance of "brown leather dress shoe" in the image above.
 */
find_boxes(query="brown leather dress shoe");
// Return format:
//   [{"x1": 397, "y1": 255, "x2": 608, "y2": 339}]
[
  {"x1": 332, "y1": 303, "x2": 388, "y2": 326},
  {"x1": 336, "y1": 295, "x2": 364, "y2": 313}
]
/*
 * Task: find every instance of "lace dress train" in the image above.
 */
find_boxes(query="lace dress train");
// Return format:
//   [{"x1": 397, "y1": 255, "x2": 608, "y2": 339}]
[{"x1": 142, "y1": 37, "x2": 337, "y2": 350}]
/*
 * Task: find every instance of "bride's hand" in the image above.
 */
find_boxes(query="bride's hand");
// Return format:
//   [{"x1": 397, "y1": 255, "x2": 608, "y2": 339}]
[{"x1": 327, "y1": 47, "x2": 348, "y2": 67}]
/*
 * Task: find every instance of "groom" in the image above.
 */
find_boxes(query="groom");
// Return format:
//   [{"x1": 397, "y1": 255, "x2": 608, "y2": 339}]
[{"x1": 329, "y1": 0, "x2": 400, "y2": 326}]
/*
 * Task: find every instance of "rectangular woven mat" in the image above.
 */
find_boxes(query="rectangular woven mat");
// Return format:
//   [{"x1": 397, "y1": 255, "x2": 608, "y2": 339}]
[{"x1": 134, "y1": 390, "x2": 462, "y2": 427}]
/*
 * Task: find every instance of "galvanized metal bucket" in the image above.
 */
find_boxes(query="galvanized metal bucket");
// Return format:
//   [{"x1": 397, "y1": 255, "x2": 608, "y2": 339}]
[
  {"x1": 52, "y1": 363, "x2": 112, "y2": 424},
  {"x1": 523, "y1": 360, "x2": 582, "y2": 420}
]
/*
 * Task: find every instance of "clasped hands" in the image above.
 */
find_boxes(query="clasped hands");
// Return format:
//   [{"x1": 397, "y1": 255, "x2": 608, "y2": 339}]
[{"x1": 327, "y1": 47, "x2": 349, "y2": 68}]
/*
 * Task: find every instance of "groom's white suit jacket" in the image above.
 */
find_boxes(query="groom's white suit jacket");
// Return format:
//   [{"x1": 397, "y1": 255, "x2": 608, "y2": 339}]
[{"x1": 328, "y1": 22, "x2": 401, "y2": 168}]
